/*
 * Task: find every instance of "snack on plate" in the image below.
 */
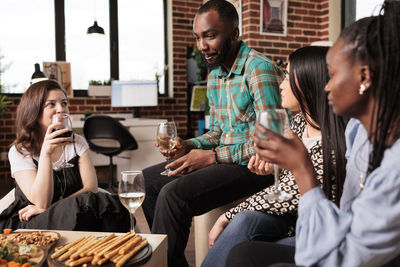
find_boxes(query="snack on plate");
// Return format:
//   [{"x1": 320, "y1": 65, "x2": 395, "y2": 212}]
[
  {"x1": 51, "y1": 233, "x2": 148, "y2": 267},
  {"x1": 0, "y1": 240, "x2": 39, "y2": 267},
  {"x1": 0, "y1": 231, "x2": 59, "y2": 247}
]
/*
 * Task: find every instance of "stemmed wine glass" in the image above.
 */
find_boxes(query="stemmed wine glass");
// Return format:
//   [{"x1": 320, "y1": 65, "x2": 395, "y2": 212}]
[
  {"x1": 157, "y1": 122, "x2": 177, "y2": 175},
  {"x1": 256, "y1": 109, "x2": 291, "y2": 201},
  {"x1": 118, "y1": 171, "x2": 146, "y2": 233},
  {"x1": 52, "y1": 113, "x2": 74, "y2": 168}
]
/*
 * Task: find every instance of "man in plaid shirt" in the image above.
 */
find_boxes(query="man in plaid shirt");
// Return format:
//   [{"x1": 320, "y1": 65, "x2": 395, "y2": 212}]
[{"x1": 141, "y1": 1, "x2": 283, "y2": 266}]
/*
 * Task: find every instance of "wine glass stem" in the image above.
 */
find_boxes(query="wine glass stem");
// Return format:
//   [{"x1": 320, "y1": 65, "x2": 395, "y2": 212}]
[
  {"x1": 129, "y1": 211, "x2": 135, "y2": 233},
  {"x1": 62, "y1": 145, "x2": 67, "y2": 166},
  {"x1": 273, "y1": 164, "x2": 280, "y2": 191}
]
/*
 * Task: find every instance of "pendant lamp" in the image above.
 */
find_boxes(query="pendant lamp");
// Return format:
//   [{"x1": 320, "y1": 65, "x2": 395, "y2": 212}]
[
  {"x1": 87, "y1": 0, "x2": 104, "y2": 35},
  {"x1": 87, "y1": 20, "x2": 105, "y2": 35}
]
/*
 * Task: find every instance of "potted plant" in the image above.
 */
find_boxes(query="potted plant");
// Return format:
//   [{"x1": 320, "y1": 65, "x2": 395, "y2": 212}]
[
  {"x1": 0, "y1": 94, "x2": 12, "y2": 117},
  {"x1": 81, "y1": 109, "x2": 93, "y2": 121},
  {"x1": 88, "y1": 79, "x2": 112, "y2": 96}
]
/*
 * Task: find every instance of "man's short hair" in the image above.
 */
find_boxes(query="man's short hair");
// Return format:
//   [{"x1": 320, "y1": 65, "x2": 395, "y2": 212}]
[{"x1": 198, "y1": 0, "x2": 239, "y2": 28}]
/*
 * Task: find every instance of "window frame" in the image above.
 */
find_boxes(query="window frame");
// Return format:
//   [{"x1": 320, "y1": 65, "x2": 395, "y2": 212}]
[{"x1": 1, "y1": 0, "x2": 169, "y2": 96}]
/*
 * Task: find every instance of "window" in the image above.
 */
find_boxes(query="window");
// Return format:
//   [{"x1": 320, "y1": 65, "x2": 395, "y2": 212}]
[
  {"x1": 65, "y1": 0, "x2": 110, "y2": 90},
  {"x1": 0, "y1": 0, "x2": 168, "y2": 95},
  {"x1": 0, "y1": 0, "x2": 55, "y2": 93},
  {"x1": 118, "y1": 0, "x2": 166, "y2": 95},
  {"x1": 355, "y1": 0, "x2": 384, "y2": 20},
  {"x1": 344, "y1": 0, "x2": 384, "y2": 28}
]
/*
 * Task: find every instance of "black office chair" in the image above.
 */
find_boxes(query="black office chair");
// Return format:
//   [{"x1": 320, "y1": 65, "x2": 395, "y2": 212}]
[{"x1": 83, "y1": 115, "x2": 138, "y2": 191}]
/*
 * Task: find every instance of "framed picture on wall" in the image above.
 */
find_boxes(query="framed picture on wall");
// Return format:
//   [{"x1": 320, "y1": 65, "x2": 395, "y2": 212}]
[
  {"x1": 260, "y1": 0, "x2": 288, "y2": 36},
  {"x1": 226, "y1": 0, "x2": 242, "y2": 36}
]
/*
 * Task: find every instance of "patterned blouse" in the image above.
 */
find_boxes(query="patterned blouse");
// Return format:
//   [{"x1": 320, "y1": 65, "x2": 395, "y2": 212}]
[{"x1": 225, "y1": 113, "x2": 325, "y2": 223}]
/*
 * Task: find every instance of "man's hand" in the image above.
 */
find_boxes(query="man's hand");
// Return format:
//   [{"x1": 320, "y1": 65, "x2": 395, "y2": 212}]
[
  {"x1": 165, "y1": 149, "x2": 216, "y2": 176},
  {"x1": 209, "y1": 214, "x2": 230, "y2": 248},
  {"x1": 247, "y1": 154, "x2": 273, "y2": 176},
  {"x1": 155, "y1": 137, "x2": 194, "y2": 160},
  {"x1": 18, "y1": 205, "x2": 46, "y2": 221}
]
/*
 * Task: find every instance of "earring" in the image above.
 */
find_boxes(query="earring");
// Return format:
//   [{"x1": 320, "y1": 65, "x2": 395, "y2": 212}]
[{"x1": 359, "y1": 84, "x2": 367, "y2": 95}]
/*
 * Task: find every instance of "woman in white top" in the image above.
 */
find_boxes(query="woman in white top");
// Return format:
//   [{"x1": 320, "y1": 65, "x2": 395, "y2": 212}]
[{"x1": 0, "y1": 80, "x2": 129, "y2": 231}]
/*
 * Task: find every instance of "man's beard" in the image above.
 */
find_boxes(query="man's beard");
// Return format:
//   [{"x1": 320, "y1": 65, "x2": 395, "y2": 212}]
[{"x1": 201, "y1": 38, "x2": 232, "y2": 70}]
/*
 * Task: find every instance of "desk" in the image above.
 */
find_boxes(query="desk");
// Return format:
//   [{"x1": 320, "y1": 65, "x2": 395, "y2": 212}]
[
  {"x1": 71, "y1": 115, "x2": 166, "y2": 174},
  {"x1": 16, "y1": 229, "x2": 167, "y2": 267}
]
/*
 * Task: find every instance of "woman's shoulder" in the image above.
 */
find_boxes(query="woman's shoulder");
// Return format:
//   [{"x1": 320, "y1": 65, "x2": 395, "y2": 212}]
[
  {"x1": 71, "y1": 133, "x2": 89, "y2": 155},
  {"x1": 73, "y1": 133, "x2": 86, "y2": 142},
  {"x1": 9, "y1": 144, "x2": 30, "y2": 159},
  {"x1": 291, "y1": 112, "x2": 306, "y2": 137}
]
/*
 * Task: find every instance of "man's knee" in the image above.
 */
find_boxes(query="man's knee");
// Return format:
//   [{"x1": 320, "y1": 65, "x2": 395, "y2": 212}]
[{"x1": 157, "y1": 181, "x2": 179, "y2": 205}]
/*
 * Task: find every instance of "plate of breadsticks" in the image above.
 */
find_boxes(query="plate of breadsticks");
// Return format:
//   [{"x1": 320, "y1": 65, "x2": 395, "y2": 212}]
[{"x1": 47, "y1": 232, "x2": 151, "y2": 267}]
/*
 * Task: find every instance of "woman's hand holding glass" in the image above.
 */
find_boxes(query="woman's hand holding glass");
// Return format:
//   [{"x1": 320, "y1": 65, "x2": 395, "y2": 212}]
[
  {"x1": 52, "y1": 113, "x2": 74, "y2": 168},
  {"x1": 40, "y1": 116, "x2": 72, "y2": 157},
  {"x1": 256, "y1": 109, "x2": 291, "y2": 201},
  {"x1": 253, "y1": 122, "x2": 317, "y2": 196}
]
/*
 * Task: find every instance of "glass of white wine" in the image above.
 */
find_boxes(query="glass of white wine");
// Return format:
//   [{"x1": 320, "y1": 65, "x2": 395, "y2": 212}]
[
  {"x1": 52, "y1": 113, "x2": 74, "y2": 168},
  {"x1": 157, "y1": 122, "x2": 177, "y2": 175},
  {"x1": 118, "y1": 171, "x2": 146, "y2": 233},
  {"x1": 256, "y1": 109, "x2": 291, "y2": 201}
]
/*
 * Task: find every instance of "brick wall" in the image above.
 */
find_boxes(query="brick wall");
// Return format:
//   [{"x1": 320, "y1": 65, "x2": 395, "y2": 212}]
[
  {"x1": 0, "y1": 0, "x2": 330, "y2": 191},
  {"x1": 241, "y1": 0, "x2": 329, "y2": 63}
]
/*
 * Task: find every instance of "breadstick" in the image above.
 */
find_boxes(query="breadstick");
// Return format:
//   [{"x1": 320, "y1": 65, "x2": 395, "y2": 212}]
[
  {"x1": 68, "y1": 256, "x2": 93, "y2": 267},
  {"x1": 116, "y1": 239, "x2": 148, "y2": 267},
  {"x1": 70, "y1": 236, "x2": 97, "y2": 260},
  {"x1": 51, "y1": 237, "x2": 85, "y2": 259},
  {"x1": 65, "y1": 259, "x2": 73, "y2": 266},
  {"x1": 88, "y1": 235, "x2": 118, "y2": 256},
  {"x1": 96, "y1": 233, "x2": 133, "y2": 257},
  {"x1": 85, "y1": 234, "x2": 116, "y2": 256},
  {"x1": 96, "y1": 256, "x2": 110, "y2": 265},
  {"x1": 91, "y1": 255, "x2": 107, "y2": 266},
  {"x1": 58, "y1": 237, "x2": 92, "y2": 261},
  {"x1": 104, "y1": 234, "x2": 138, "y2": 259},
  {"x1": 111, "y1": 253, "x2": 124, "y2": 263},
  {"x1": 118, "y1": 235, "x2": 142, "y2": 255}
]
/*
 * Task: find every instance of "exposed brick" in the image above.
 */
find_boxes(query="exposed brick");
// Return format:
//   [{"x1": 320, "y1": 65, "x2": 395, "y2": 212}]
[
  {"x1": 69, "y1": 99, "x2": 85, "y2": 105},
  {"x1": 295, "y1": 36, "x2": 308, "y2": 42},
  {"x1": 304, "y1": 30, "x2": 316, "y2": 36},
  {"x1": 289, "y1": 43, "x2": 302, "y2": 49},
  {"x1": 288, "y1": 29, "x2": 302, "y2": 35},
  {"x1": 273, "y1": 42, "x2": 287, "y2": 48},
  {"x1": 294, "y1": 9, "x2": 308, "y2": 15},
  {"x1": 86, "y1": 99, "x2": 102, "y2": 105},
  {"x1": 303, "y1": 3, "x2": 315, "y2": 9}
]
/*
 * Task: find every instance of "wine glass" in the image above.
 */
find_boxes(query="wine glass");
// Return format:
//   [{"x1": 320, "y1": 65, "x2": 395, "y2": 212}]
[
  {"x1": 256, "y1": 109, "x2": 291, "y2": 201},
  {"x1": 52, "y1": 113, "x2": 74, "y2": 168},
  {"x1": 118, "y1": 171, "x2": 146, "y2": 233},
  {"x1": 157, "y1": 122, "x2": 177, "y2": 175}
]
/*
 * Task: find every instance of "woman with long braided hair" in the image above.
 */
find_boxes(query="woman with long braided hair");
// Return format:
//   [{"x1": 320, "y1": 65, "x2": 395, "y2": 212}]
[{"x1": 225, "y1": 1, "x2": 400, "y2": 266}]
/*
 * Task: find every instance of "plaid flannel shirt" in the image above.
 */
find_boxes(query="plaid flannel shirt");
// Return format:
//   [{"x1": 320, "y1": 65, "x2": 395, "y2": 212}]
[{"x1": 189, "y1": 42, "x2": 283, "y2": 165}]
